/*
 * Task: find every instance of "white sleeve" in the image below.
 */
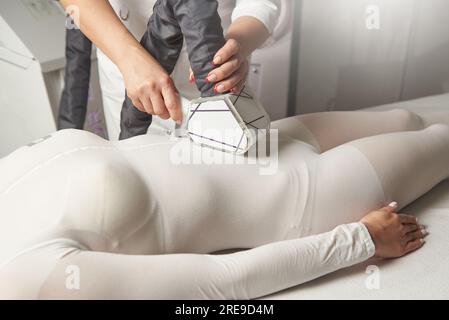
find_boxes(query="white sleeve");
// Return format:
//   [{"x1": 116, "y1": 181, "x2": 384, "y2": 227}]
[
  {"x1": 232, "y1": 0, "x2": 280, "y2": 34},
  {"x1": 29, "y1": 222, "x2": 375, "y2": 299},
  {"x1": 208, "y1": 222, "x2": 375, "y2": 299}
]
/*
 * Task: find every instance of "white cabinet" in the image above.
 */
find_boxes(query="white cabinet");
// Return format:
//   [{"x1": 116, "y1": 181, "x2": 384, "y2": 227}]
[{"x1": 0, "y1": 0, "x2": 105, "y2": 157}]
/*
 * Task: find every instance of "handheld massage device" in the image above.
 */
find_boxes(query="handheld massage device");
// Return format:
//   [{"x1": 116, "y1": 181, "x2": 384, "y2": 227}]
[{"x1": 174, "y1": 88, "x2": 271, "y2": 154}]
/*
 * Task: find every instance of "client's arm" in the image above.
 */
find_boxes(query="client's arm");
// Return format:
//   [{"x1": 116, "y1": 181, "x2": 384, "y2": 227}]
[
  {"x1": 35, "y1": 223, "x2": 372, "y2": 299},
  {"x1": 35, "y1": 205, "x2": 424, "y2": 299}
]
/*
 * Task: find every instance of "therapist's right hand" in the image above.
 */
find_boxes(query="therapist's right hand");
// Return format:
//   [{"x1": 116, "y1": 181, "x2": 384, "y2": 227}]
[{"x1": 120, "y1": 48, "x2": 182, "y2": 124}]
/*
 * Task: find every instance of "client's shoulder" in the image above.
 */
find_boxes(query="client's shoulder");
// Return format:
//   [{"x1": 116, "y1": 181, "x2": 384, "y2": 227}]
[{"x1": 0, "y1": 130, "x2": 112, "y2": 191}]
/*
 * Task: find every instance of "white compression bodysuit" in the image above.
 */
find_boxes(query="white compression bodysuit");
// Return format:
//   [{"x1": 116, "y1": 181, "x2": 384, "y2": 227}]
[{"x1": 0, "y1": 109, "x2": 448, "y2": 299}]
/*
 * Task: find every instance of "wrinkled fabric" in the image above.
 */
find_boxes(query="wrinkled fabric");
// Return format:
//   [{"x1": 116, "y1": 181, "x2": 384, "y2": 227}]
[{"x1": 58, "y1": 26, "x2": 92, "y2": 130}]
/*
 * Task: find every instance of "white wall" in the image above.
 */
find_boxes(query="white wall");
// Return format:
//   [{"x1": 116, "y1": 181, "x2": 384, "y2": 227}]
[
  {"x1": 401, "y1": 0, "x2": 449, "y2": 100},
  {"x1": 293, "y1": 0, "x2": 449, "y2": 114}
]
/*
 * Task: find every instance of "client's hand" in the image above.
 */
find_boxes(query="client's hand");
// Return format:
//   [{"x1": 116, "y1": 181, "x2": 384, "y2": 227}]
[
  {"x1": 189, "y1": 39, "x2": 249, "y2": 94},
  {"x1": 360, "y1": 202, "x2": 428, "y2": 258}
]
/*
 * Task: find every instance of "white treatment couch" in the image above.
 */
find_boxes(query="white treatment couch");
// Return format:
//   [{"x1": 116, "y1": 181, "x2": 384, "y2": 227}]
[{"x1": 266, "y1": 93, "x2": 449, "y2": 300}]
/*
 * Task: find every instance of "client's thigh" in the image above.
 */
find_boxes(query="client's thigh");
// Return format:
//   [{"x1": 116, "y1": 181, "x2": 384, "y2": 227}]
[
  {"x1": 308, "y1": 124, "x2": 449, "y2": 235},
  {"x1": 348, "y1": 124, "x2": 449, "y2": 209}
]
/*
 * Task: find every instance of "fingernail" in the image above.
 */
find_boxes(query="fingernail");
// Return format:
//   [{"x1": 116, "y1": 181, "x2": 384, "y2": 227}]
[
  {"x1": 213, "y1": 56, "x2": 222, "y2": 66},
  {"x1": 420, "y1": 239, "x2": 425, "y2": 244},
  {"x1": 421, "y1": 228, "x2": 428, "y2": 236},
  {"x1": 215, "y1": 84, "x2": 225, "y2": 93},
  {"x1": 388, "y1": 201, "x2": 398, "y2": 208},
  {"x1": 189, "y1": 72, "x2": 195, "y2": 84},
  {"x1": 207, "y1": 73, "x2": 217, "y2": 82},
  {"x1": 231, "y1": 87, "x2": 238, "y2": 93}
]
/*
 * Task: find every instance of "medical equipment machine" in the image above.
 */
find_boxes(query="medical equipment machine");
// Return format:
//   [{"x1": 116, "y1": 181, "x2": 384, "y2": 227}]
[{"x1": 0, "y1": 0, "x2": 105, "y2": 157}]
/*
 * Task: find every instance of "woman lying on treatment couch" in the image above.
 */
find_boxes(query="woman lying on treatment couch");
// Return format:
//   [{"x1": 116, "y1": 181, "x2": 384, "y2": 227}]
[{"x1": 0, "y1": 108, "x2": 448, "y2": 299}]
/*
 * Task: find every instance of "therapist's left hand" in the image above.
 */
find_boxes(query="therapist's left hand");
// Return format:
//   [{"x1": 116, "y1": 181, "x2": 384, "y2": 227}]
[{"x1": 190, "y1": 39, "x2": 249, "y2": 94}]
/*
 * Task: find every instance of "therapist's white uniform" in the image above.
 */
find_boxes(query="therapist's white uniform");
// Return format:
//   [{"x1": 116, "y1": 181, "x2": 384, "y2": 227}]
[{"x1": 97, "y1": 0, "x2": 279, "y2": 140}]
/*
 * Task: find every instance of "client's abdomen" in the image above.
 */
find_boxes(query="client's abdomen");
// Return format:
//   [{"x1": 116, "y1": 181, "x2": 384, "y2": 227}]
[{"x1": 117, "y1": 138, "x2": 312, "y2": 254}]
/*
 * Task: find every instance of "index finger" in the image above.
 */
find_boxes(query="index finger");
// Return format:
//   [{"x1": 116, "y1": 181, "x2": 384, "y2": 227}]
[
  {"x1": 161, "y1": 85, "x2": 182, "y2": 124},
  {"x1": 213, "y1": 39, "x2": 240, "y2": 66}
]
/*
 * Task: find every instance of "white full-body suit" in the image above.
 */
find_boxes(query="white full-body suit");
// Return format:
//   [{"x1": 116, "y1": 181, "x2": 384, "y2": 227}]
[{"x1": 0, "y1": 108, "x2": 448, "y2": 299}]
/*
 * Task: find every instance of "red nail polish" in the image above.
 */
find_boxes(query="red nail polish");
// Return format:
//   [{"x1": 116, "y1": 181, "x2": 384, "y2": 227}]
[{"x1": 213, "y1": 86, "x2": 218, "y2": 93}]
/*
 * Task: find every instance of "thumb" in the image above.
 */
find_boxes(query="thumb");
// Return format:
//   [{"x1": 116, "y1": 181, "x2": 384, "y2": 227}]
[{"x1": 383, "y1": 201, "x2": 398, "y2": 213}]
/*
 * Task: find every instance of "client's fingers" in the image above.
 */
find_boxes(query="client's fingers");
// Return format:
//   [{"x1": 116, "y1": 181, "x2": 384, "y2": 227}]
[
  {"x1": 399, "y1": 214, "x2": 419, "y2": 224},
  {"x1": 404, "y1": 238, "x2": 425, "y2": 255},
  {"x1": 404, "y1": 230, "x2": 426, "y2": 243},
  {"x1": 403, "y1": 224, "x2": 420, "y2": 234}
]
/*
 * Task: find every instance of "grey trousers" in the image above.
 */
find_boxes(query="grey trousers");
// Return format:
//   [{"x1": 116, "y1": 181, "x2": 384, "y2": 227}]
[
  {"x1": 58, "y1": 25, "x2": 92, "y2": 130},
  {"x1": 119, "y1": 0, "x2": 226, "y2": 140}
]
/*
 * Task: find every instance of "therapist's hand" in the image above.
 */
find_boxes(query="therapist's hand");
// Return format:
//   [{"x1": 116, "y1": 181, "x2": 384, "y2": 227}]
[
  {"x1": 360, "y1": 202, "x2": 428, "y2": 258},
  {"x1": 189, "y1": 39, "x2": 249, "y2": 94},
  {"x1": 121, "y1": 48, "x2": 182, "y2": 124}
]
